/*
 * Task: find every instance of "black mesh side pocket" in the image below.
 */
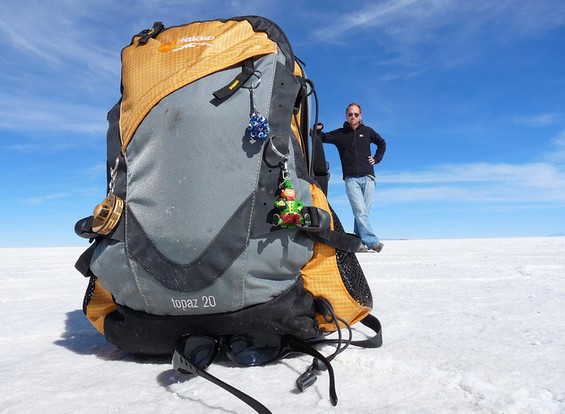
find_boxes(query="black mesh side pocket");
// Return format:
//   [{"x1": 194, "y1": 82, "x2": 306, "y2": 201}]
[
  {"x1": 330, "y1": 206, "x2": 373, "y2": 308},
  {"x1": 82, "y1": 276, "x2": 97, "y2": 315}
]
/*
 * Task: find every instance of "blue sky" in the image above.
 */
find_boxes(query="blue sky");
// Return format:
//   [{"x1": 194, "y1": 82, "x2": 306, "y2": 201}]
[{"x1": 1, "y1": 0, "x2": 564, "y2": 247}]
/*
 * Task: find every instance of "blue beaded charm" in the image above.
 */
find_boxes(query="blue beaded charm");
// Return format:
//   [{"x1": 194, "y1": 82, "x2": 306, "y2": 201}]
[{"x1": 248, "y1": 113, "x2": 270, "y2": 142}]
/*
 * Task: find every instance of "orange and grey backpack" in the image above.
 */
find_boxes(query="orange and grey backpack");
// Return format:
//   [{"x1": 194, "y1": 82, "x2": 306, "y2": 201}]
[{"x1": 74, "y1": 16, "x2": 382, "y2": 413}]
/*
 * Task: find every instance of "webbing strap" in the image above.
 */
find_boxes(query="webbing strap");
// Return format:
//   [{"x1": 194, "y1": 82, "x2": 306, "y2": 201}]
[
  {"x1": 298, "y1": 206, "x2": 330, "y2": 232},
  {"x1": 213, "y1": 59, "x2": 255, "y2": 100},
  {"x1": 350, "y1": 314, "x2": 383, "y2": 348},
  {"x1": 304, "y1": 222, "x2": 362, "y2": 253}
]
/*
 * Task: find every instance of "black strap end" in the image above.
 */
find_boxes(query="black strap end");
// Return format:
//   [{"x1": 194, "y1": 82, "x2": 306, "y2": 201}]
[
  {"x1": 75, "y1": 216, "x2": 98, "y2": 239},
  {"x1": 212, "y1": 59, "x2": 255, "y2": 101},
  {"x1": 138, "y1": 21, "x2": 165, "y2": 45}
]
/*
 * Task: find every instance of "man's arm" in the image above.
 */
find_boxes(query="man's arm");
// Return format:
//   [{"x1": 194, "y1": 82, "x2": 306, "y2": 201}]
[
  {"x1": 315, "y1": 123, "x2": 339, "y2": 144},
  {"x1": 371, "y1": 131, "x2": 386, "y2": 163}
]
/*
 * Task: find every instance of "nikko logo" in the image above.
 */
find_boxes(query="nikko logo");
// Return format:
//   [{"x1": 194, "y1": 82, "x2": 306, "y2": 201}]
[{"x1": 158, "y1": 35, "x2": 215, "y2": 52}]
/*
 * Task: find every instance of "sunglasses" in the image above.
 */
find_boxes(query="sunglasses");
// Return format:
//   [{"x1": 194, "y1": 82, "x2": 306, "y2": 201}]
[
  {"x1": 172, "y1": 333, "x2": 337, "y2": 414},
  {"x1": 347, "y1": 112, "x2": 360, "y2": 118}
]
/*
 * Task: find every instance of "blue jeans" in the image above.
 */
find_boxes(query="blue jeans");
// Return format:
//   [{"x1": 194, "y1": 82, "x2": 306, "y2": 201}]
[{"x1": 344, "y1": 176, "x2": 379, "y2": 248}]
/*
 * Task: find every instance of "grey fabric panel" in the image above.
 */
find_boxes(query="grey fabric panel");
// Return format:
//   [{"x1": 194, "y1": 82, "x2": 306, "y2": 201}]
[
  {"x1": 125, "y1": 54, "x2": 276, "y2": 263},
  {"x1": 91, "y1": 225, "x2": 312, "y2": 316},
  {"x1": 125, "y1": 196, "x2": 251, "y2": 292},
  {"x1": 90, "y1": 238, "x2": 151, "y2": 310},
  {"x1": 91, "y1": 52, "x2": 314, "y2": 316}
]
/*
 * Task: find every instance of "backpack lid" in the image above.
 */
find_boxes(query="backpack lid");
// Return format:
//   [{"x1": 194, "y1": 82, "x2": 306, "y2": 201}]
[{"x1": 120, "y1": 18, "x2": 279, "y2": 151}]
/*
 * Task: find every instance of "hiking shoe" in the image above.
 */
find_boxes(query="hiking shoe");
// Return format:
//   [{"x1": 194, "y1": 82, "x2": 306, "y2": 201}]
[
  {"x1": 371, "y1": 242, "x2": 384, "y2": 253},
  {"x1": 357, "y1": 244, "x2": 369, "y2": 253}
]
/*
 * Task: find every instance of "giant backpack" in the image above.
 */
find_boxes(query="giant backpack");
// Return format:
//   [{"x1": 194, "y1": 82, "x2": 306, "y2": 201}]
[{"x1": 75, "y1": 15, "x2": 382, "y2": 411}]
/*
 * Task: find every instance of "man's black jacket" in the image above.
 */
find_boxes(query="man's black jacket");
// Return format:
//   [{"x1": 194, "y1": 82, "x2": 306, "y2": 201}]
[{"x1": 317, "y1": 122, "x2": 386, "y2": 180}]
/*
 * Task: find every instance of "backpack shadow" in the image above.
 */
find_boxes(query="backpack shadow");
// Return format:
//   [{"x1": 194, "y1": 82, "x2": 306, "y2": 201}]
[{"x1": 54, "y1": 309, "x2": 125, "y2": 360}]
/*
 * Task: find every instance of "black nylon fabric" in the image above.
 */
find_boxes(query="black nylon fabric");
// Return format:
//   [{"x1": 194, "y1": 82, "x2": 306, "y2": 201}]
[
  {"x1": 232, "y1": 16, "x2": 295, "y2": 72},
  {"x1": 251, "y1": 61, "x2": 302, "y2": 238},
  {"x1": 311, "y1": 134, "x2": 330, "y2": 195},
  {"x1": 103, "y1": 280, "x2": 320, "y2": 355},
  {"x1": 105, "y1": 103, "x2": 126, "y2": 242}
]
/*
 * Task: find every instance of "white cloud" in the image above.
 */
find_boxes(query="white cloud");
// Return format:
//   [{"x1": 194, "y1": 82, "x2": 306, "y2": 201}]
[
  {"x1": 512, "y1": 113, "x2": 562, "y2": 127},
  {"x1": 546, "y1": 132, "x2": 565, "y2": 162},
  {"x1": 0, "y1": 92, "x2": 108, "y2": 137},
  {"x1": 376, "y1": 162, "x2": 565, "y2": 204},
  {"x1": 310, "y1": 0, "x2": 565, "y2": 70},
  {"x1": 378, "y1": 185, "x2": 474, "y2": 203},
  {"x1": 381, "y1": 162, "x2": 562, "y2": 184},
  {"x1": 329, "y1": 160, "x2": 565, "y2": 206},
  {"x1": 313, "y1": 0, "x2": 565, "y2": 41},
  {"x1": 21, "y1": 192, "x2": 71, "y2": 206},
  {"x1": 0, "y1": 2, "x2": 119, "y2": 73}
]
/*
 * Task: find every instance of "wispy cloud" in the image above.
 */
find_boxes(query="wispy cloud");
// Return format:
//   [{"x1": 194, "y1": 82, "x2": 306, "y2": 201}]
[
  {"x1": 0, "y1": 92, "x2": 108, "y2": 138},
  {"x1": 21, "y1": 193, "x2": 71, "y2": 206},
  {"x1": 376, "y1": 161, "x2": 565, "y2": 204},
  {"x1": 546, "y1": 132, "x2": 565, "y2": 162},
  {"x1": 512, "y1": 113, "x2": 562, "y2": 127},
  {"x1": 312, "y1": 0, "x2": 436, "y2": 42},
  {"x1": 0, "y1": 2, "x2": 119, "y2": 73},
  {"x1": 381, "y1": 162, "x2": 563, "y2": 185},
  {"x1": 310, "y1": 0, "x2": 565, "y2": 70},
  {"x1": 0, "y1": 2, "x2": 122, "y2": 142},
  {"x1": 313, "y1": 0, "x2": 565, "y2": 41}
]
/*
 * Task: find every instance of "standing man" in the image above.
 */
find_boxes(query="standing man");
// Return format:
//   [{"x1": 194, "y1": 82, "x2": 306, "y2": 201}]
[{"x1": 316, "y1": 102, "x2": 386, "y2": 252}]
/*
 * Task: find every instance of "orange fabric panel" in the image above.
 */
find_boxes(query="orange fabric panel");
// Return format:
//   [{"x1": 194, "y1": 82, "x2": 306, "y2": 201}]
[
  {"x1": 290, "y1": 105, "x2": 301, "y2": 150},
  {"x1": 301, "y1": 184, "x2": 371, "y2": 331},
  {"x1": 120, "y1": 20, "x2": 278, "y2": 152},
  {"x1": 290, "y1": 60, "x2": 304, "y2": 151},
  {"x1": 85, "y1": 279, "x2": 116, "y2": 334}
]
